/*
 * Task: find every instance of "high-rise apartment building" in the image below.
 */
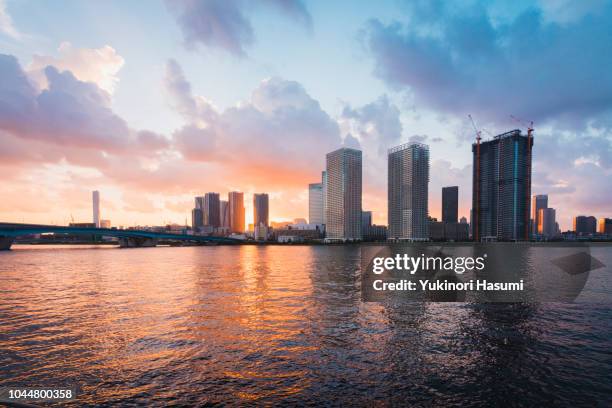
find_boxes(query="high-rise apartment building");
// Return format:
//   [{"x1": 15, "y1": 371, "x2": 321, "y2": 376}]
[
  {"x1": 308, "y1": 183, "x2": 324, "y2": 224},
  {"x1": 388, "y1": 142, "x2": 430, "y2": 241},
  {"x1": 532, "y1": 194, "x2": 548, "y2": 235},
  {"x1": 361, "y1": 211, "x2": 372, "y2": 228},
  {"x1": 219, "y1": 200, "x2": 229, "y2": 228},
  {"x1": 599, "y1": 218, "x2": 612, "y2": 234},
  {"x1": 203, "y1": 193, "x2": 220, "y2": 227},
  {"x1": 192, "y1": 208, "x2": 204, "y2": 229},
  {"x1": 538, "y1": 208, "x2": 557, "y2": 238},
  {"x1": 442, "y1": 186, "x2": 458, "y2": 223},
  {"x1": 228, "y1": 192, "x2": 245, "y2": 233},
  {"x1": 472, "y1": 129, "x2": 533, "y2": 241},
  {"x1": 92, "y1": 190, "x2": 100, "y2": 228},
  {"x1": 253, "y1": 193, "x2": 269, "y2": 227},
  {"x1": 325, "y1": 148, "x2": 362, "y2": 241},
  {"x1": 573, "y1": 215, "x2": 597, "y2": 235},
  {"x1": 322, "y1": 171, "x2": 327, "y2": 225}
]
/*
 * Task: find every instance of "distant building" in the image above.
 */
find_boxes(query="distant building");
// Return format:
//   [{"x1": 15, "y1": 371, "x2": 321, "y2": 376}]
[
  {"x1": 92, "y1": 190, "x2": 100, "y2": 228},
  {"x1": 442, "y1": 186, "x2": 458, "y2": 223},
  {"x1": 192, "y1": 208, "x2": 204, "y2": 230},
  {"x1": 573, "y1": 215, "x2": 597, "y2": 235},
  {"x1": 599, "y1": 218, "x2": 612, "y2": 234},
  {"x1": 228, "y1": 192, "x2": 245, "y2": 233},
  {"x1": 273, "y1": 223, "x2": 324, "y2": 241},
  {"x1": 361, "y1": 210, "x2": 384, "y2": 240},
  {"x1": 253, "y1": 193, "x2": 269, "y2": 227},
  {"x1": 194, "y1": 196, "x2": 205, "y2": 210},
  {"x1": 538, "y1": 208, "x2": 557, "y2": 238},
  {"x1": 361, "y1": 211, "x2": 372, "y2": 229},
  {"x1": 286, "y1": 222, "x2": 324, "y2": 231},
  {"x1": 254, "y1": 225, "x2": 269, "y2": 241},
  {"x1": 532, "y1": 194, "x2": 548, "y2": 236},
  {"x1": 460, "y1": 216, "x2": 467, "y2": 224},
  {"x1": 388, "y1": 142, "x2": 429, "y2": 241},
  {"x1": 278, "y1": 235, "x2": 305, "y2": 243},
  {"x1": 294, "y1": 218, "x2": 307, "y2": 225},
  {"x1": 203, "y1": 193, "x2": 221, "y2": 227},
  {"x1": 322, "y1": 171, "x2": 328, "y2": 225},
  {"x1": 429, "y1": 221, "x2": 469, "y2": 241},
  {"x1": 271, "y1": 220, "x2": 292, "y2": 229},
  {"x1": 447, "y1": 222, "x2": 469, "y2": 241},
  {"x1": 219, "y1": 200, "x2": 230, "y2": 229},
  {"x1": 363, "y1": 225, "x2": 388, "y2": 241},
  {"x1": 69, "y1": 222, "x2": 95, "y2": 228},
  {"x1": 309, "y1": 183, "x2": 324, "y2": 224},
  {"x1": 472, "y1": 129, "x2": 533, "y2": 241},
  {"x1": 100, "y1": 219, "x2": 111, "y2": 229},
  {"x1": 325, "y1": 147, "x2": 362, "y2": 241}
]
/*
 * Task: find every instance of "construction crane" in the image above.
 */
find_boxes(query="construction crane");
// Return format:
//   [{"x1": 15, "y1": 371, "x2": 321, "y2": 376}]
[
  {"x1": 468, "y1": 114, "x2": 481, "y2": 242},
  {"x1": 510, "y1": 115, "x2": 534, "y2": 241}
]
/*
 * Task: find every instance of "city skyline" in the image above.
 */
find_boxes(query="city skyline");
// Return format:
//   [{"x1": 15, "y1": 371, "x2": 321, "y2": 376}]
[{"x1": 0, "y1": 1, "x2": 611, "y2": 230}]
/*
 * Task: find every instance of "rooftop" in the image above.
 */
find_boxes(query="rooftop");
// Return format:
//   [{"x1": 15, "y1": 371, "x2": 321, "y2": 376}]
[{"x1": 388, "y1": 141, "x2": 430, "y2": 154}]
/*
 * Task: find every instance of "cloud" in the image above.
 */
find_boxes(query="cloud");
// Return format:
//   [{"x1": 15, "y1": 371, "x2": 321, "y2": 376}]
[
  {"x1": 164, "y1": 60, "x2": 342, "y2": 181},
  {"x1": 0, "y1": 0, "x2": 20, "y2": 39},
  {"x1": 529, "y1": 128, "x2": 612, "y2": 227},
  {"x1": 364, "y1": 2, "x2": 612, "y2": 128},
  {"x1": 163, "y1": 58, "x2": 219, "y2": 125},
  {"x1": 361, "y1": 1, "x2": 612, "y2": 228},
  {"x1": 265, "y1": 0, "x2": 312, "y2": 29},
  {"x1": 342, "y1": 133, "x2": 361, "y2": 150},
  {"x1": 340, "y1": 95, "x2": 402, "y2": 155},
  {"x1": 338, "y1": 95, "x2": 403, "y2": 207},
  {"x1": 164, "y1": 198, "x2": 192, "y2": 213},
  {"x1": 537, "y1": 0, "x2": 608, "y2": 24},
  {"x1": 29, "y1": 42, "x2": 125, "y2": 94},
  {"x1": 0, "y1": 54, "x2": 168, "y2": 154},
  {"x1": 165, "y1": 0, "x2": 312, "y2": 57},
  {"x1": 122, "y1": 191, "x2": 159, "y2": 213},
  {"x1": 173, "y1": 124, "x2": 218, "y2": 161},
  {"x1": 409, "y1": 134, "x2": 428, "y2": 144}
]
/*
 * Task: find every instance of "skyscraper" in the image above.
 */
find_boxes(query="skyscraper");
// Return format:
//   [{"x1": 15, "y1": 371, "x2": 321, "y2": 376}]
[
  {"x1": 361, "y1": 211, "x2": 372, "y2": 228},
  {"x1": 322, "y1": 170, "x2": 327, "y2": 225},
  {"x1": 253, "y1": 193, "x2": 269, "y2": 227},
  {"x1": 228, "y1": 192, "x2": 245, "y2": 233},
  {"x1": 573, "y1": 215, "x2": 597, "y2": 235},
  {"x1": 532, "y1": 194, "x2": 548, "y2": 235},
  {"x1": 308, "y1": 183, "x2": 323, "y2": 224},
  {"x1": 219, "y1": 200, "x2": 229, "y2": 229},
  {"x1": 599, "y1": 218, "x2": 612, "y2": 234},
  {"x1": 325, "y1": 147, "x2": 362, "y2": 241},
  {"x1": 472, "y1": 129, "x2": 533, "y2": 241},
  {"x1": 442, "y1": 186, "x2": 458, "y2": 223},
  {"x1": 203, "y1": 193, "x2": 220, "y2": 227},
  {"x1": 92, "y1": 190, "x2": 100, "y2": 228},
  {"x1": 192, "y1": 208, "x2": 204, "y2": 230},
  {"x1": 194, "y1": 196, "x2": 205, "y2": 210},
  {"x1": 538, "y1": 208, "x2": 557, "y2": 238},
  {"x1": 388, "y1": 142, "x2": 430, "y2": 241}
]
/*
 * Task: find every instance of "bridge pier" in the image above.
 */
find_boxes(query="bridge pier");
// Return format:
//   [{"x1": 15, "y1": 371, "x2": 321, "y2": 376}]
[
  {"x1": 118, "y1": 237, "x2": 158, "y2": 248},
  {"x1": 0, "y1": 236, "x2": 14, "y2": 250}
]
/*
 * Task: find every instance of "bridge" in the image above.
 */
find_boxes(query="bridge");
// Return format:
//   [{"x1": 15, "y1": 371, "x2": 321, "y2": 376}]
[{"x1": 0, "y1": 223, "x2": 240, "y2": 250}]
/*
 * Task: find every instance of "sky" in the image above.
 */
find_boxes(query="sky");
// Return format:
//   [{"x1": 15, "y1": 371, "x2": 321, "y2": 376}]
[{"x1": 0, "y1": 0, "x2": 610, "y2": 230}]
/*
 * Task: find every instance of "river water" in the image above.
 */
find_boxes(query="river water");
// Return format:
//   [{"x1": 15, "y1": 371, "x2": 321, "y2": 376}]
[{"x1": 1, "y1": 245, "x2": 611, "y2": 406}]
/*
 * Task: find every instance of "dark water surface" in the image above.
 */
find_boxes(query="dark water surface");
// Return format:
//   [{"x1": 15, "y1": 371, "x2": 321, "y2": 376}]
[{"x1": 1, "y1": 245, "x2": 611, "y2": 406}]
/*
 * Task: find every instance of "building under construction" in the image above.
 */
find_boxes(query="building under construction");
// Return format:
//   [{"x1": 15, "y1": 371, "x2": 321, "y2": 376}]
[{"x1": 472, "y1": 129, "x2": 533, "y2": 241}]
